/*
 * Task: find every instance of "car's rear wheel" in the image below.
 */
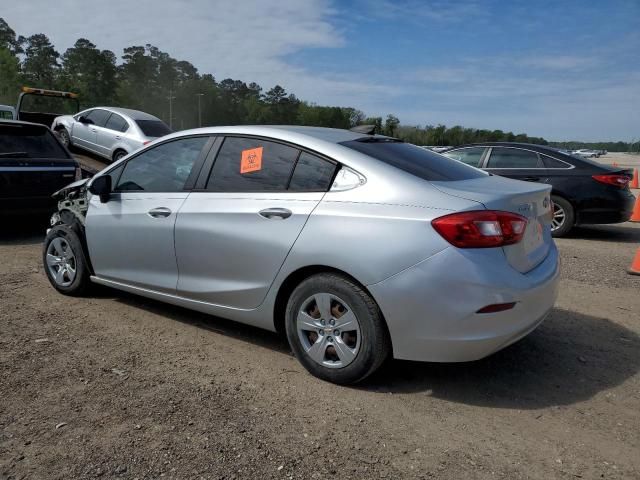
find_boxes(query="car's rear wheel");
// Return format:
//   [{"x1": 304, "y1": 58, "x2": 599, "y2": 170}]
[
  {"x1": 285, "y1": 273, "x2": 391, "y2": 384},
  {"x1": 43, "y1": 225, "x2": 91, "y2": 296},
  {"x1": 550, "y1": 195, "x2": 574, "y2": 237},
  {"x1": 113, "y1": 149, "x2": 127, "y2": 162},
  {"x1": 58, "y1": 128, "x2": 70, "y2": 147}
]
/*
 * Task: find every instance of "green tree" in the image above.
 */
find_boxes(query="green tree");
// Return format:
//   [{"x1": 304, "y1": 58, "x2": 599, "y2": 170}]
[
  {"x1": 22, "y1": 33, "x2": 59, "y2": 87},
  {"x1": 0, "y1": 17, "x2": 23, "y2": 55},
  {"x1": 384, "y1": 114, "x2": 400, "y2": 137},
  {"x1": 60, "y1": 39, "x2": 117, "y2": 107},
  {"x1": 0, "y1": 47, "x2": 20, "y2": 104}
]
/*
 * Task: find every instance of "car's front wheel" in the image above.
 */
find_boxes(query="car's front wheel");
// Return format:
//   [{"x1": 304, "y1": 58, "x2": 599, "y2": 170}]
[
  {"x1": 285, "y1": 273, "x2": 391, "y2": 384},
  {"x1": 57, "y1": 127, "x2": 71, "y2": 148},
  {"x1": 43, "y1": 225, "x2": 91, "y2": 296}
]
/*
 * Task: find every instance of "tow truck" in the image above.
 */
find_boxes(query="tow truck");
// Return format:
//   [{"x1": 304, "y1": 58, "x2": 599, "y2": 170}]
[{"x1": 14, "y1": 86, "x2": 80, "y2": 126}]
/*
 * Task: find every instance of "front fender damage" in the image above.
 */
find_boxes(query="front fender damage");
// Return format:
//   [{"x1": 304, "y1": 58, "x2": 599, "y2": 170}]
[{"x1": 50, "y1": 178, "x2": 90, "y2": 227}]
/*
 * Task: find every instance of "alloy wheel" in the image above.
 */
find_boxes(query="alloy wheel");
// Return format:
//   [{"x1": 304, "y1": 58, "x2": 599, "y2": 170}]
[
  {"x1": 46, "y1": 237, "x2": 77, "y2": 287},
  {"x1": 296, "y1": 293, "x2": 361, "y2": 368},
  {"x1": 551, "y1": 203, "x2": 566, "y2": 232},
  {"x1": 59, "y1": 129, "x2": 70, "y2": 147}
]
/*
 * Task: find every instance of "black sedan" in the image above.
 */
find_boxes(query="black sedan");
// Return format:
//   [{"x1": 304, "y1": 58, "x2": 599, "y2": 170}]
[
  {"x1": 0, "y1": 120, "x2": 81, "y2": 216},
  {"x1": 442, "y1": 143, "x2": 635, "y2": 236}
]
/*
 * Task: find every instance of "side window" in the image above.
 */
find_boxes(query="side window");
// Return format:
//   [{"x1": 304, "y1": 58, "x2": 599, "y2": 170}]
[
  {"x1": 442, "y1": 147, "x2": 486, "y2": 167},
  {"x1": 206, "y1": 137, "x2": 299, "y2": 192},
  {"x1": 542, "y1": 155, "x2": 571, "y2": 169},
  {"x1": 289, "y1": 152, "x2": 337, "y2": 192},
  {"x1": 486, "y1": 148, "x2": 542, "y2": 168},
  {"x1": 104, "y1": 113, "x2": 129, "y2": 133},
  {"x1": 116, "y1": 137, "x2": 208, "y2": 192},
  {"x1": 105, "y1": 164, "x2": 124, "y2": 191},
  {"x1": 84, "y1": 109, "x2": 111, "y2": 127}
]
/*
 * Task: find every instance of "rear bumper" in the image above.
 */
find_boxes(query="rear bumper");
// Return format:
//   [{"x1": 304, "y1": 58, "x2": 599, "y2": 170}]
[
  {"x1": 368, "y1": 243, "x2": 560, "y2": 362},
  {"x1": 575, "y1": 190, "x2": 635, "y2": 225}
]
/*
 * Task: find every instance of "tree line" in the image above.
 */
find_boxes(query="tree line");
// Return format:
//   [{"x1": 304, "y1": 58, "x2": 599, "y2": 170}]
[{"x1": 0, "y1": 17, "x2": 634, "y2": 150}]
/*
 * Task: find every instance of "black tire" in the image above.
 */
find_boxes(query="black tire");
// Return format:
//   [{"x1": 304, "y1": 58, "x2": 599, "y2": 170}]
[
  {"x1": 43, "y1": 225, "x2": 91, "y2": 296},
  {"x1": 112, "y1": 150, "x2": 127, "y2": 162},
  {"x1": 551, "y1": 195, "x2": 574, "y2": 237},
  {"x1": 58, "y1": 128, "x2": 71, "y2": 148},
  {"x1": 285, "y1": 273, "x2": 391, "y2": 385}
]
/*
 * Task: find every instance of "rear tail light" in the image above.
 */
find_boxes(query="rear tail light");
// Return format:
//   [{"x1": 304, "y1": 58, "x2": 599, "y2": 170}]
[
  {"x1": 432, "y1": 210, "x2": 528, "y2": 248},
  {"x1": 592, "y1": 174, "x2": 630, "y2": 188},
  {"x1": 75, "y1": 166, "x2": 82, "y2": 181}
]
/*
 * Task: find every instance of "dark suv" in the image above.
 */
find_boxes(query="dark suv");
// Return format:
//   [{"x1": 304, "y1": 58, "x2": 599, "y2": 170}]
[
  {"x1": 442, "y1": 143, "x2": 635, "y2": 236},
  {"x1": 0, "y1": 120, "x2": 80, "y2": 216}
]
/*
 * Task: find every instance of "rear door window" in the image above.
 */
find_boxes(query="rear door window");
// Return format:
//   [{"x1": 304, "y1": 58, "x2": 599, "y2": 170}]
[
  {"x1": 541, "y1": 155, "x2": 571, "y2": 169},
  {"x1": 289, "y1": 152, "x2": 337, "y2": 192},
  {"x1": 340, "y1": 139, "x2": 487, "y2": 181},
  {"x1": 442, "y1": 147, "x2": 486, "y2": 167},
  {"x1": 84, "y1": 109, "x2": 111, "y2": 127},
  {"x1": 206, "y1": 137, "x2": 299, "y2": 192},
  {"x1": 486, "y1": 148, "x2": 543, "y2": 168},
  {"x1": 104, "y1": 113, "x2": 129, "y2": 133}
]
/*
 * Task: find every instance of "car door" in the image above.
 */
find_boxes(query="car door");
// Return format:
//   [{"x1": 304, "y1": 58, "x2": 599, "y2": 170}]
[
  {"x1": 72, "y1": 109, "x2": 110, "y2": 154},
  {"x1": 483, "y1": 146, "x2": 548, "y2": 184},
  {"x1": 175, "y1": 136, "x2": 337, "y2": 309},
  {"x1": 97, "y1": 112, "x2": 130, "y2": 158},
  {"x1": 85, "y1": 135, "x2": 212, "y2": 293}
]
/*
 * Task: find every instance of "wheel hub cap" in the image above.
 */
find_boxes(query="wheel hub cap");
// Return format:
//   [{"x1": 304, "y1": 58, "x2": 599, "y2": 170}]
[
  {"x1": 297, "y1": 293, "x2": 361, "y2": 369},
  {"x1": 46, "y1": 237, "x2": 77, "y2": 287}
]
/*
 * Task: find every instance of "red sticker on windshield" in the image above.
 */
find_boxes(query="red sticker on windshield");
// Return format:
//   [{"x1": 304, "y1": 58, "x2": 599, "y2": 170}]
[{"x1": 241, "y1": 147, "x2": 263, "y2": 174}]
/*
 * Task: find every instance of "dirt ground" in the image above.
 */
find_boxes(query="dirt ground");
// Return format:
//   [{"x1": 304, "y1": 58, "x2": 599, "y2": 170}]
[{"x1": 1, "y1": 154, "x2": 639, "y2": 479}]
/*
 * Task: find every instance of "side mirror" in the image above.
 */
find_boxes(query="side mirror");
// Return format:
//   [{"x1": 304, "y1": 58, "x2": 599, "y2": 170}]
[
  {"x1": 88, "y1": 175, "x2": 112, "y2": 203},
  {"x1": 78, "y1": 116, "x2": 92, "y2": 124}
]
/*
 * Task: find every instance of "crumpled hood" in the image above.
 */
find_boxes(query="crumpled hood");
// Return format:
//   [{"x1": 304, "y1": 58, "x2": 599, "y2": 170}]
[{"x1": 52, "y1": 177, "x2": 89, "y2": 199}]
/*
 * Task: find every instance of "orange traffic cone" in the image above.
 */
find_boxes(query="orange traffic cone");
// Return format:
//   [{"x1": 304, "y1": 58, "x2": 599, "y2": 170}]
[
  {"x1": 628, "y1": 248, "x2": 640, "y2": 276},
  {"x1": 631, "y1": 195, "x2": 640, "y2": 222},
  {"x1": 631, "y1": 168, "x2": 639, "y2": 189}
]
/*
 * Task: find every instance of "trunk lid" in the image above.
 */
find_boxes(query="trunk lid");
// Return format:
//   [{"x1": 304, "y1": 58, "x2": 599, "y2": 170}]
[{"x1": 431, "y1": 175, "x2": 553, "y2": 273}]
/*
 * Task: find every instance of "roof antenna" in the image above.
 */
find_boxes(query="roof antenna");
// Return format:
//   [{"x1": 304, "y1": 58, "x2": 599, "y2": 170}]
[{"x1": 350, "y1": 125, "x2": 376, "y2": 135}]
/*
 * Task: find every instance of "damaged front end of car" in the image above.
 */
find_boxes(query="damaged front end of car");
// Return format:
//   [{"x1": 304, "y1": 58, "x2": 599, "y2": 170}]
[{"x1": 49, "y1": 178, "x2": 90, "y2": 229}]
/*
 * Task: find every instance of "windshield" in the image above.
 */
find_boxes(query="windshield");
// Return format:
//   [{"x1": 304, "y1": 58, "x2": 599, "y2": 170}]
[
  {"x1": 135, "y1": 120, "x2": 172, "y2": 138},
  {"x1": 340, "y1": 139, "x2": 488, "y2": 181},
  {"x1": 0, "y1": 124, "x2": 69, "y2": 158}
]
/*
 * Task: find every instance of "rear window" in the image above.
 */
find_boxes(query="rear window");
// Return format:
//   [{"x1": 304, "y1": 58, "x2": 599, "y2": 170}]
[
  {"x1": 0, "y1": 124, "x2": 68, "y2": 159},
  {"x1": 340, "y1": 139, "x2": 487, "y2": 181},
  {"x1": 136, "y1": 120, "x2": 172, "y2": 138}
]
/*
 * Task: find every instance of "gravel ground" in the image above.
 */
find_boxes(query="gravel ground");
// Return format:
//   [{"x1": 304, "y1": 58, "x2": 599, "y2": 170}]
[{"x1": 1, "y1": 176, "x2": 639, "y2": 479}]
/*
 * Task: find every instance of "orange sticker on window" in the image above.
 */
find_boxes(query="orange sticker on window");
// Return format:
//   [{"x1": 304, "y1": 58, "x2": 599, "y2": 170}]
[{"x1": 240, "y1": 147, "x2": 263, "y2": 174}]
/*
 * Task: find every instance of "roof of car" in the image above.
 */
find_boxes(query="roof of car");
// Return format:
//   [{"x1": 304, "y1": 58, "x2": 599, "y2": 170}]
[
  {"x1": 167, "y1": 125, "x2": 383, "y2": 145},
  {"x1": 92, "y1": 107, "x2": 160, "y2": 121}
]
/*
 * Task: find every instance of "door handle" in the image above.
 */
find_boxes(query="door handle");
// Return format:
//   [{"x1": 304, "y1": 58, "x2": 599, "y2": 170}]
[
  {"x1": 91, "y1": 128, "x2": 97, "y2": 133},
  {"x1": 522, "y1": 176, "x2": 540, "y2": 182},
  {"x1": 259, "y1": 208, "x2": 292, "y2": 220},
  {"x1": 147, "y1": 207, "x2": 172, "y2": 218},
  {"x1": 115, "y1": 136, "x2": 121, "y2": 140}
]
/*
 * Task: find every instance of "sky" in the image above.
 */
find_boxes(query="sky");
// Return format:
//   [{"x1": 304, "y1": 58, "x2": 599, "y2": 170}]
[{"x1": 3, "y1": 0, "x2": 639, "y2": 141}]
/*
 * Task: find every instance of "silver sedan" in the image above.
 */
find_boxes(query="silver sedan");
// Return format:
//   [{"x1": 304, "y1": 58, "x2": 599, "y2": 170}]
[
  {"x1": 52, "y1": 107, "x2": 171, "y2": 163},
  {"x1": 43, "y1": 125, "x2": 560, "y2": 384}
]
